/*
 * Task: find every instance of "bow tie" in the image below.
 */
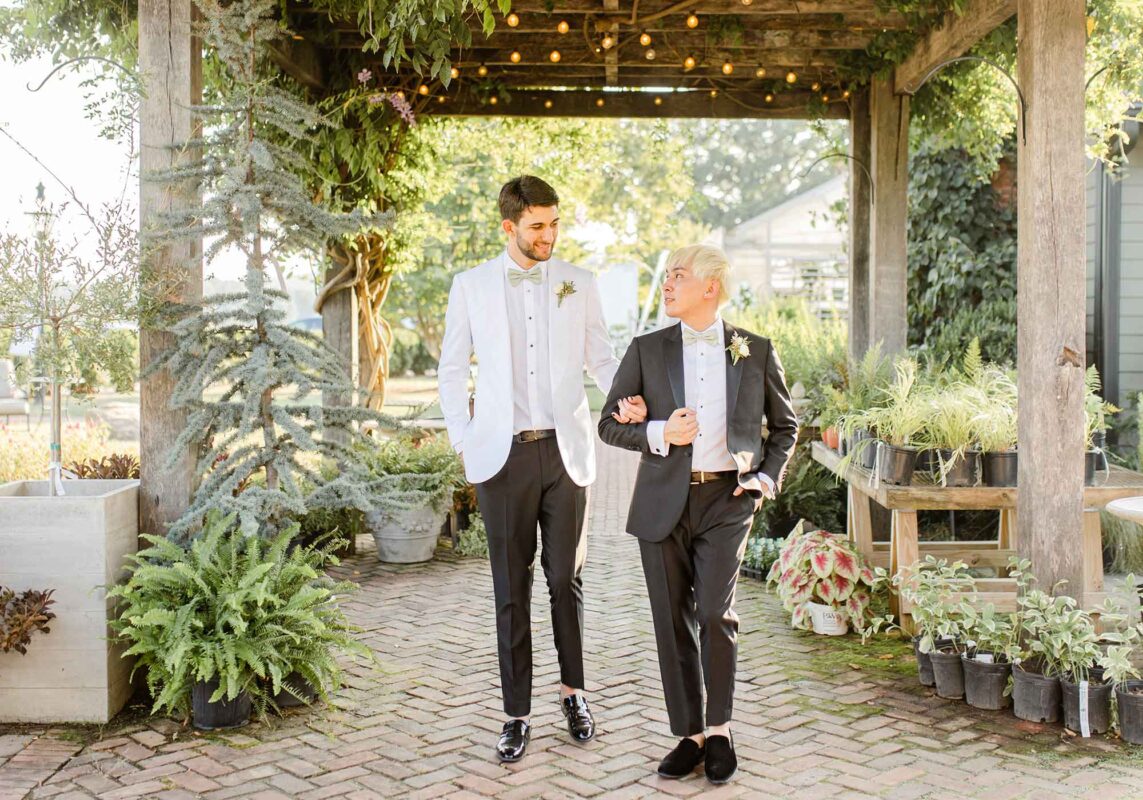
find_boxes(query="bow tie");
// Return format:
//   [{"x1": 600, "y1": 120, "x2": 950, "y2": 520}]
[
  {"x1": 682, "y1": 328, "x2": 720, "y2": 347},
  {"x1": 508, "y1": 268, "x2": 542, "y2": 287}
]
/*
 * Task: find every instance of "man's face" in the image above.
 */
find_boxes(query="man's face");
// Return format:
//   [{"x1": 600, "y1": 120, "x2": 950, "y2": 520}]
[
  {"x1": 504, "y1": 205, "x2": 559, "y2": 262},
  {"x1": 661, "y1": 262, "x2": 716, "y2": 319}
]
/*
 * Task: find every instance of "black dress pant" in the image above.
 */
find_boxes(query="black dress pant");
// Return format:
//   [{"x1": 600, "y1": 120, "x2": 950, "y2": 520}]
[
  {"x1": 475, "y1": 437, "x2": 588, "y2": 717},
  {"x1": 638, "y1": 479, "x2": 754, "y2": 736}
]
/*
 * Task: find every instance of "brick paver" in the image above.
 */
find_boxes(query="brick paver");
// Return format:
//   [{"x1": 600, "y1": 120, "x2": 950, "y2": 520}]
[{"x1": 3, "y1": 443, "x2": 1143, "y2": 798}]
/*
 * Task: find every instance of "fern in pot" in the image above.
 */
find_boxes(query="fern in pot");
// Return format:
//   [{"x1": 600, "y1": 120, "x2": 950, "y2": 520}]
[
  {"x1": 358, "y1": 434, "x2": 464, "y2": 563},
  {"x1": 109, "y1": 511, "x2": 369, "y2": 729},
  {"x1": 975, "y1": 399, "x2": 1018, "y2": 487},
  {"x1": 855, "y1": 358, "x2": 928, "y2": 486},
  {"x1": 917, "y1": 386, "x2": 983, "y2": 487}
]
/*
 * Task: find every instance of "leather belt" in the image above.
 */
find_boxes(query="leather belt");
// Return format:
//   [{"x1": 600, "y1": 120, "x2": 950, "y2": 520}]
[
  {"x1": 514, "y1": 429, "x2": 557, "y2": 444},
  {"x1": 690, "y1": 470, "x2": 737, "y2": 484}
]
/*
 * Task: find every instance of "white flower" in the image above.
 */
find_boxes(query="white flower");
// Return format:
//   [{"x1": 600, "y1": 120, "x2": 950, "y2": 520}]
[{"x1": 727, "y1": 332, "x2": 751, "y2": 364}]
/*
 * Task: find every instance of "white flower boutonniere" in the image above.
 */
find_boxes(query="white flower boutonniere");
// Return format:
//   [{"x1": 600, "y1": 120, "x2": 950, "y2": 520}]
[
  {"x1": 727, "y1": 332, "x2": 751, "y2": 365},
  {"x1": 556, "y1": 280, "x2": 577, "y2": 307}
]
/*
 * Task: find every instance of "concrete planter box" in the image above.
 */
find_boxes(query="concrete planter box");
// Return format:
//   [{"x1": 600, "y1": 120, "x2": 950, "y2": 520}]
[{"x1": 0, "y1": 479, "x2": 140, "y2": 723}]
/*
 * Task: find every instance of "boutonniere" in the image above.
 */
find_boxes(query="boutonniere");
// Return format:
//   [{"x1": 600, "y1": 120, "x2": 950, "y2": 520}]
[
  {"x1": 556, "y1": 280, "x2": 577, "y2": 307},
  {"x1": 727, "y1": 332, "x2": 751, "y2": 365}
]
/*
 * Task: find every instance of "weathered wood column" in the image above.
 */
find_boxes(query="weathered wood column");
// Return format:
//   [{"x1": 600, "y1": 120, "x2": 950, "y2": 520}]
[
  {"x1": 1015, "y1": 0, "x2": 1088, "y2": 595},
  {"x1": 848, "y1": 88, "x2": 872, "y2": 360},
  {"x1": 868, "y1": 74, "x2": 910, "y2": 355},
  {"x1": 320, "y1": 262, "x2": 359, "y2": 443},
  {"x1": 139, "y1": 0, "x2": 202, "y2": 535}
]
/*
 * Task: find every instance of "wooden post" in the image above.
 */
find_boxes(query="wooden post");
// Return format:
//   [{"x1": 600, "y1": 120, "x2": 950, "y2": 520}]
[
  {"x1": 868, "y1": 75, "x2": 909, "y2": 355},
  {"x1": 848, "y1": 88, "x2": 872, "y2": 360},
  {"x1": 1015, "y1": 0, "x2": 1087, "y2": 595},
  {"x1": 138, "y1": 0, "x2": 202, "y2": 535},
  {"x1": 320, "y1": 262, "x2": 359, "y2": 443}
]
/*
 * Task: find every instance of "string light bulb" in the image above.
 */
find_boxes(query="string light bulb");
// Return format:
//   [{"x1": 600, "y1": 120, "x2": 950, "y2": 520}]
[
  {"x1": 722, "y1": 61, "x2": 734, "y2": 75},
  {"x1": 640, "y1": 32, "x2": 652, "y2": 46},
  {"x1": 683, "y1": 55, "x2": 696, "y2": 71},
  {"x1": 601, "y1": 34, "x2": 615, "y2": 49},
  {"x1": 811, "y1": 81, "x2": 821, "y2": 92},
  {"x1": 549, "y1": 50, "x2": 561, "y2": 63},
  {"x1": 418, "y1": 84, "x2": 429, "y2": 95},
  {"x1": 510, "y1": 50, "x2": 522, "y2": 63},
  {"x1": 489, "y1": 95, "x2": 498, "y2": 105},
  {"x1": 709, "y1": 89, "x2": 718, "y2": 98},
  {"x1": 785, "y1": 70, "x2": 797, "y2": 84},
  {"x1": 822, "y1": 93, "x2": 830, "y2": 102},
  {"x1": 764, "y1": 93, "x2": 774, "y2": 103},
  {"x1": 437, "y1": 95, "x2": 446, "y2": 103},
  {"x1": 596, "y1": 97, "x2": 605, "y2": 107},
  {"x1": 450, "y1": 66, "x2": 460, "y2": 79},
  {"x1": 544, "y1": 99, "x2": 553, "y2": 109},
  {"x1": 842, "y1": 89, "x2": 851, "y2": 99},
  {"x1": 741, "y1": 0, "x2": 753, "y2": 4},
  {"x1": 557, "y1": 20, "x2": 570, "y2": 34},
  {"x1": 755, "y1": 67, "x2": 766, "y2": 79},
  {"x1": 654, "y1": 96, "x2": 663, "y2": 106},
  {"x1": 645, "y1": 48, "x2": 656, "y2": 60},
  {"x1": 506, "y1": 12, "x2": 519, "y2": 27},
  {"x1": 686, "y1": 13, "x2": 699, "y2": 28},
  {"x1": 395, "y1": 90, "x2": 406, "y2": 100},
  {"x1": 477, "y1": 64, "x2": 488, "y2": 77}
]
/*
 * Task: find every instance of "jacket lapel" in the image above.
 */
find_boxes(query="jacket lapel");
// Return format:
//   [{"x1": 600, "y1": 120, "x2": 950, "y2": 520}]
[
  {"x1": 663, "y1": 322, "x2": 686, "y2": 409},
  {"x1": 724, "y1": 320, "x2": 744, "y2": 426}
]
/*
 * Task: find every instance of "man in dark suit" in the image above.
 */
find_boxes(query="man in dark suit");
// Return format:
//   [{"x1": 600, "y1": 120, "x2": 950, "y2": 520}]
[{"x1": 599, "y1": 244, "x2": 798, "y2": 784}]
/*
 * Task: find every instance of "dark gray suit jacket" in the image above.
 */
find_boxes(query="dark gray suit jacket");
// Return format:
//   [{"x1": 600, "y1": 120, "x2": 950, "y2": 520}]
[{"x1": 598, "y1": 320, "x2": 799, "y2": 543}]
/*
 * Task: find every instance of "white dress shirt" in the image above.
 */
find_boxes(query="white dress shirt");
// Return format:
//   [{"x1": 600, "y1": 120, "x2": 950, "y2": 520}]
[
  {"x1": 504, "y1": 254, "x2": 556, "y2": 434},
  {"x1": 647, "y1": 317, "x2": 776, "y2": 496}
]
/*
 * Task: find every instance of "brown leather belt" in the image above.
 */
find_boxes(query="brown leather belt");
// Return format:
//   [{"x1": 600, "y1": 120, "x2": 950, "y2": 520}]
[
  {"x1": 514, "y1": 429, "x2": 557, "y2": 444},
  {"x1": 690, "y1": 470, "x2": 736, "y2": 484}
]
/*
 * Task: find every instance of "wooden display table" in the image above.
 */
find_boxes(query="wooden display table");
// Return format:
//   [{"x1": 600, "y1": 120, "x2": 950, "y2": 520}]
[{"x1": 811, "y1": 441, "x2": 1143, "y2": 632}]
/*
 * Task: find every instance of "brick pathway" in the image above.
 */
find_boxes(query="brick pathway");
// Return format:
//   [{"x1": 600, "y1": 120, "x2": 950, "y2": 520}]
[{"x1": 4, "y1": 444, "x2": 1143, "y2": 799}]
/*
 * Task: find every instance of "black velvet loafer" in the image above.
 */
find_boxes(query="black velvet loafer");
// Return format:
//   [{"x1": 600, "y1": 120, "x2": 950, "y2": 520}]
[
  {"x1": 656, "y1": 737, "x2": 705, "y2": 778},
  {"x1": 704, "y1": 734, "x2": 737, "y2": 784}
]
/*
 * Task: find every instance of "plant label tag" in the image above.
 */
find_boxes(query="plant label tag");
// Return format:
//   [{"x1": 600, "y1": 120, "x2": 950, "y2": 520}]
[
  {"x1": 1079, "y1": 681, "x2": 1091, "y2": 738},
  {"x1": 977, "y1": 653, "x2": 994, "y2": 664}
]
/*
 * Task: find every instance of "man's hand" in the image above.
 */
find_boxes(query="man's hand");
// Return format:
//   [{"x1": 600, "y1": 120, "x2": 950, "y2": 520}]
[
  {"x1": 733, "y1": 485, "x2": 765, "y2": 513},
  {"x1": 611, "y1": 394, "x2": 648, "y2": 424},
  {"x1": 664, "y1": 407, "x2": 698, "y2": 446}
]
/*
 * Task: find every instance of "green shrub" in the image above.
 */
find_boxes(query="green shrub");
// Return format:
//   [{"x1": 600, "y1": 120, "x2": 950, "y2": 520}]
[{"x1": 455, "y1": 512, "x2": 489, "y2": 558}]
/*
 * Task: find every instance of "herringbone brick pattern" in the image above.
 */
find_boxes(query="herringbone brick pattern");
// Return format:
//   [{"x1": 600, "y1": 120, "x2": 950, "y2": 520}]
[{"x1": 4, "y1": 443, "x2": 1143, "y2": 799}]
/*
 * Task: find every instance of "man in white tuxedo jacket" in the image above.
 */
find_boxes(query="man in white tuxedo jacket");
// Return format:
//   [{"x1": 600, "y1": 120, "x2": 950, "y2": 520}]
[{"x1": 437, "y1": 176, "x2": 646, "y2": 762}]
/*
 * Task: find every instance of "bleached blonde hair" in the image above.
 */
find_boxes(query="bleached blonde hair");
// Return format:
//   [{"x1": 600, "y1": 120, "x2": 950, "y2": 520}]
[{"x1": 666, "y1": 244, "x2": 732, "y2": 305}]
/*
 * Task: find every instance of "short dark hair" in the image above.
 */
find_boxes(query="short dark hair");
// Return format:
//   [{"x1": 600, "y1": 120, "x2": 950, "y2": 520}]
[{"x1": 499, "y1": 176, "x2": 559, "y2": 223}]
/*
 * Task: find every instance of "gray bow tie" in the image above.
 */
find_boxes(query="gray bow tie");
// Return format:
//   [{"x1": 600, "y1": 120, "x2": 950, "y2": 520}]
[
  {"x1": 508, "y1": 268, "x2": 542, "y2": 287},
  {"x1": 682, "y1": 328, "x2": 719, "y2": 346}
]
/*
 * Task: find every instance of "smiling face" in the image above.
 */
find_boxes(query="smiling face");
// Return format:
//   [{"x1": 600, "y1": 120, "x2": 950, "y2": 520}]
[
  {"x1": 503, "y1": 204, "x2": 559, "y2": 266},
  {"x1": 661, "y1": 261, "x2": 720, "y2": 323}
]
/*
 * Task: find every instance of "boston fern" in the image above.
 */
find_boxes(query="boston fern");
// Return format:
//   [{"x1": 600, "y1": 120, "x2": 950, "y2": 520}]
[{"x1": 108, "y1": 510, "x2": 370, "y2": 719}]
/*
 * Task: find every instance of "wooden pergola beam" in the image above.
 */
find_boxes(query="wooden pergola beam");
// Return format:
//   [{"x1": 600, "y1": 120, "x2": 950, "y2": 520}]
[
  {"x1": 505, "y1": 0, "x2": 890, "y2": 14},
  {"x1": 894, "y1": 0, "x2": 1017, "y2": 95},
  {"x1": 438, "y1": 74, "x2": 840, "y2": 91},
  {"x1": 433, "y1": 88, "x2": 848, "y2": 119}
]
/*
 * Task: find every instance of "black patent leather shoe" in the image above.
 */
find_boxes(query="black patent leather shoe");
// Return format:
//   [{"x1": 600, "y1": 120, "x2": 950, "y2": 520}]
[
  {"x1": 704, "y1": 734, "x2": 737, "y2": 784},
  {"x1": 656, "y1": 738, "x2": 705, "y2": 779},
  {"x1": 495, "y1": 719, "x2": 530, "y2": 762},
  {"x1": 561, "y1": 694, "x2": 596, "y2": 742}
]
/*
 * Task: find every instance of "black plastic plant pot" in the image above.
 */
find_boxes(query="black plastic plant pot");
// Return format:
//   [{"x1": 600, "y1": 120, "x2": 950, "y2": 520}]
[
  {"x1": 192, "y1": 680, "x2": 252, "y2": 730},
  {"x1": 982, "y1": 451, "x2": 1018, "y2": 487},
  {"x1": 273, "y1": 673, "x2": 320, "y2": 709},
  {"x1": 938, "y1": 450, "x2": 980, "y2": 487},
  {"x1": 929, "y1": 648, "x2": 966, "y2": 699},
  {"x1": 1116, "y1": 681, "x2": 1143, "y2": 745},
  {"x1": 1061, "y1": 678, "x2": 1113, "y2": 735},
  {"x1": 912, "y1": 635, "x2": 954, "y2": 687},
  {"x1": 915, "y1": 449, "x2": 938, "y2": 478},
  {"x1": 1011, "y1": 665, "x2": 1061, "y2": 723},
  {"x1": 876, "y1": 443, "x2": 917, "y2": 486},
  {"x1": 962, "y1": 653, "x2": 1011, "y2": 711},
  {"x1": 1084, "y1": 450, "x2": 1109, "y2": 486}
]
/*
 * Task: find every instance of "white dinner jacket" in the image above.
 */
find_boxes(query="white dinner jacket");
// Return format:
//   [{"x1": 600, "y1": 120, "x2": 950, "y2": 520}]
[{"x1": 437, "y1": 252, "x2": 619, "y2": 486}]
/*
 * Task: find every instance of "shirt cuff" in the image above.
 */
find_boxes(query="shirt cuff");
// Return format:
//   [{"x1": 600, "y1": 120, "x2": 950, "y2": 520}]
[
  {"x1": 647, "y1": 421, "x2": 670, "y2": 456},
  {"x1": 758, "y1": 473, "x2": 776, "y2": 498}
]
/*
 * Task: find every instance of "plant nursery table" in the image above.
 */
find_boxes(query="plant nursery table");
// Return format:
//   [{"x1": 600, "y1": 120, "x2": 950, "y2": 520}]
[{"x1": 811, "y1": 441, "x2": 1143, "y2": 633}]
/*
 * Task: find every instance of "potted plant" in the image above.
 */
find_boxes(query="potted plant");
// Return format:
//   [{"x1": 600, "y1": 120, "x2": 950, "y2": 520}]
[
  {"x1": 0, "y1": 587, "x2": 55, "y2": 655},
  {"x1": 1100, "y1": 639, "x2": 1143, "y2": 744},
  {"x1": 766, "y1": 528, "x2": 880, "y2": 636},
  {"x1": 1051, "y1": 596, "x2": 1131, "y2": 736},
  {"x1": 896, "y1": 556, "x2": 975, "y2": 697},
  {"x1": 917, "y1": 386, "x2": 982, "y2": 487},
  {"x1": 1008, "y1": 563, "x2": 1069, "y2": 724},
  {"x1": 959, "y1": 598, "x2": 1017, "y2": 710},
  {"x1": 109, "y1": 510, "x2": 369, "y2": 729},
  {"x1": 844, "y1": 359, "x2": 927, "y2": 486},
  {"x1": 1084, "y1": 367, "x2": 1118, "y2": 487},
  {"x1": 358, "y1": 434, "x2": 464, "y2": 563}
]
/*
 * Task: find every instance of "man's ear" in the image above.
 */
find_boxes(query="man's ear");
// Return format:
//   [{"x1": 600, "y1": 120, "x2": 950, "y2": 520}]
[
  {"x1": 704, "y1": 279, "x2": 719, "y2": 299},
  {"x1": 501, "y1": 219, "x2": 514, "y2": 236}
]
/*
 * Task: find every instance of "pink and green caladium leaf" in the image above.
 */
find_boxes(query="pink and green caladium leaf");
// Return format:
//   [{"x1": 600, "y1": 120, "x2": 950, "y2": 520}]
[
  {"x1": 859, "y1": 566, "x2": 877, "y2": 586},
  {"x1": 766, "y1": 559, "x2": 783, "y2": 583},
  {"x1": 810, "y1": 547, "x2": 836, "y2": 579},
  {"x1": 846, "y1": 589, "x2": 871, "y2": 622},
  {"x1": 815, "y1": 577, "x2": 838, "y2": 604},
  {"x1": 789, "y1": 578, "x2": 816, "y2": 606},
  {"x1": 827, "y1": 573, "x2": 855, "y2": 602},
  {"x1": 832, "y1": 546, "x2": 860, "y2": 581}
]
